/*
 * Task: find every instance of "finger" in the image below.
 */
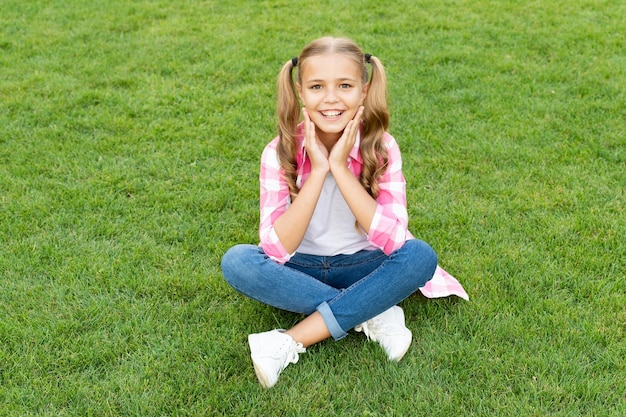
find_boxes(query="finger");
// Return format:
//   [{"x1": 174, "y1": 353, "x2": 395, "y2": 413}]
[
  {"x1": 341, "y1": 107, "x2": 363, "y2": 144},
  {"x1": 345, "y1": 106, "x2": 363, "y2": 134},
  {"x1": 302, "y1": 108, "x2": 314, "y2": 144},
  {"x1": 355, "y1": 106, "x2": 364, "y2": 125},
  {"x1": 302, "y1": 108, "x2": 309, "y2": 134},
  {"x1": 351, "y1": 106, "x2": 364, "y2": 134}
]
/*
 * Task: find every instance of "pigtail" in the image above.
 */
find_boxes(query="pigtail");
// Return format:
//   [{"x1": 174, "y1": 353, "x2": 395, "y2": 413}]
[
  {"x1": 360, "y1": 54, "x2": 389, "y2": 199},
  {"x1": 276, "y1": 59, "x2": 301, "y2": 200}
]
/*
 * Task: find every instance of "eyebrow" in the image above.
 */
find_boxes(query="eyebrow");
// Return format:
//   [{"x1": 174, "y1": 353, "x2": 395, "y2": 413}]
[{"x1": 305, "y1": 77, "x2": 357, "y2": 83}]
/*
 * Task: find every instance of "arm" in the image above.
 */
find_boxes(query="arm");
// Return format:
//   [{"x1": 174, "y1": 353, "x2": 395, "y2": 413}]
[
  {"x1": 365, "y1": 134, "x2": 410, "y2": 254},
  {"x1": 330, "y1": 162, "x2": 378, "y2": 234},
  {"x1": 273, "y1": 109, "x2": 337, "y2": 254},
  {"x1": 330, "y1": 123, "x2": 409, "y2": 254},
  {"x1": 258, "y1": 140, "x2": 295, "y2": 264},
  {"x1": 328, "y1": 106, "x2": 378, "y2": 233},
  {"x1": 271, "y1": 170, "x2": 326, "y2": 255},
  {"x1": 259, "y1": 117, "x2": 330, "y2": 263}
]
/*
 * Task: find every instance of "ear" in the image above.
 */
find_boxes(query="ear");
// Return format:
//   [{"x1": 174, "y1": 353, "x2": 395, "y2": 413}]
[{"x1": 360, "y1": 82, "x2": 370, "y2": 105}]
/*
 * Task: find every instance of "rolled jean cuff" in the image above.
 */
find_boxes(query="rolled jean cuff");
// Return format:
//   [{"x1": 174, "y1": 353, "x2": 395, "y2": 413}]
[{"x1": 316, "y1": 301, "x2": 347, "y2": 340}]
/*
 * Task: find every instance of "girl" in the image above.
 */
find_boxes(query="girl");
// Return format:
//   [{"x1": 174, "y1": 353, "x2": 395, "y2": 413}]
[{"x1": 221, "y1": 37, "x2": 467, "y2": 389}]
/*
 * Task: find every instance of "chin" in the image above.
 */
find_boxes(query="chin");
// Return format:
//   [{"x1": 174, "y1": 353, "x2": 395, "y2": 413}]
[{"x1": 319, "y1": 124, "x2": 348, "y2": 135}]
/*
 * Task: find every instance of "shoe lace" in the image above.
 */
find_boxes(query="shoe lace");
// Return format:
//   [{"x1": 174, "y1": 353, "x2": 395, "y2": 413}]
[
  {"x1": 276, "y1": 339, "x2": 306, "y2": 367},
  {"x1": 358, "y1": 317, "x2": 399, "y2": 342}
]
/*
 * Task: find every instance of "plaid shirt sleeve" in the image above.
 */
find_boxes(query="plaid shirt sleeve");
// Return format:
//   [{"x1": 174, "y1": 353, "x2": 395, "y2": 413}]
[
  {"x1": 367, "y1": 133, "x2": 412, "y2": 255},
  {"x1": 258, "y1": 137, "x2": 292, "y2": 264}
]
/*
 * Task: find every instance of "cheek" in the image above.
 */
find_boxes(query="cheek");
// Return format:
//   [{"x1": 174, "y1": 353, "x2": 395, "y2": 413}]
[
  {"x1": 350, "y1": 94, "x2": 363, "y2": 108},
  {"x1": 301, "y1": 94, "x2": 318, "y2": 108}
]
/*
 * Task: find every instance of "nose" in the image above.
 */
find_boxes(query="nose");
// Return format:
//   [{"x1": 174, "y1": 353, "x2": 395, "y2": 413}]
[{"x1": 323, "y1": 87, "x2": 338, "y2": 103}]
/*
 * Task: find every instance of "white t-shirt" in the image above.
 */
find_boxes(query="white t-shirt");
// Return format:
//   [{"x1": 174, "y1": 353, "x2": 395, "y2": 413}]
[{"x1": 296, "y1": 173, "x2": 376, "y2": 256}]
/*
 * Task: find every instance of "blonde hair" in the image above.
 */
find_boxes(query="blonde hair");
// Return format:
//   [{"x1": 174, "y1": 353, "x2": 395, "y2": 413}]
[{"x1": 276, "y1": 37, "x2": 389, "y2": 200}]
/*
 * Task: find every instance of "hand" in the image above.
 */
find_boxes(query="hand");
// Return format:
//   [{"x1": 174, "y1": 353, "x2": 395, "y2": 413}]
[
  {"x1": 329, "y1": 106, "x2": 364, "y2": 172},
  {"x1": 303, "y1": 108, "x2": 330, "y2": 174}
]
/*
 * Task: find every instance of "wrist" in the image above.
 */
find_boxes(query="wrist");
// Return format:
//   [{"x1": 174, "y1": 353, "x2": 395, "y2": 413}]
[
  {"x1": 329, "y1": 160, "x2": 350, "y2": 176},
  {"x1": 309, "y1": 165, "x2": 330, "y2": 179}
]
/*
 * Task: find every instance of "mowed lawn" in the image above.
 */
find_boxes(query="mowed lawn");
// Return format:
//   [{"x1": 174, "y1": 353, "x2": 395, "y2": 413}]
[{"x1": 0, "y1": 0, "x2": 624, "y2": 415}]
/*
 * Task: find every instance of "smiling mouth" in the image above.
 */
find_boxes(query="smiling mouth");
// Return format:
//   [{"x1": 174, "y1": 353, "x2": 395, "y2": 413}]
[{"x1": 320, "y1": 111, "x2": 343, "y2": 118}]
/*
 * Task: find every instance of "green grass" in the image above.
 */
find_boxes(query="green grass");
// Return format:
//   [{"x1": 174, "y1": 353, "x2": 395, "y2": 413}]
[{"x1": 1, "y1": 0, "x2": 624, "y2": 415}]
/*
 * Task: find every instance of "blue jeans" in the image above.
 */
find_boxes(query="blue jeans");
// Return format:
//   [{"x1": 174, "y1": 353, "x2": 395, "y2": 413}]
[{"x1": 221, "y1": 239, "x2": 437, "y2": 340}]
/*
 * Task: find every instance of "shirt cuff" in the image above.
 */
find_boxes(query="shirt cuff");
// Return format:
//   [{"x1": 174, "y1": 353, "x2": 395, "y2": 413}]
[
  {"x1": 260, "y1": 228, "x2": 292, "y2": 264},
  {"x1": 367, "y1": 204, "x2": 407, "y2": 255}
]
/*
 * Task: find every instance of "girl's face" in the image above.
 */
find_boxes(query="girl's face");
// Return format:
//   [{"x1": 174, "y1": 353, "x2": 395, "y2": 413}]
[{"x1": 297, "y1": 53, "x2": 368, "y2": 143}]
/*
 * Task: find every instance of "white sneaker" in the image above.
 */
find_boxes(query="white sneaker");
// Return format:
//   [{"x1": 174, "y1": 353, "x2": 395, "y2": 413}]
[
  {"x1": 248, "y1": 329, "x2": 306, "y2": 388},
  {"x1": 354, "y1": 306, "x2": 412, "y2": 361}
]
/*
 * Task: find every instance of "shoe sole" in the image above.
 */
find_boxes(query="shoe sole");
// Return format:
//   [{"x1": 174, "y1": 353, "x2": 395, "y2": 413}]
[{"x1": 252, "y1": 360, "x2": 272, "y2": 388}]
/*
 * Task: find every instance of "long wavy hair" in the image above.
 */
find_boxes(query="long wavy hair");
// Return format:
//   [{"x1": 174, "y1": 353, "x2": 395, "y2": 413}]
[{"x1": 276, "y1": 37, "x2": 389, "y2": 200}]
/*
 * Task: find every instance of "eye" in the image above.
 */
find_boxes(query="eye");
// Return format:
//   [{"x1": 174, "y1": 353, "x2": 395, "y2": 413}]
[
  {"x1": 310, "y1": 84, "x2": 322, "y2": 90},
  {"x1": 339, "y1": 83, "x2": 352, "y2": 89}
]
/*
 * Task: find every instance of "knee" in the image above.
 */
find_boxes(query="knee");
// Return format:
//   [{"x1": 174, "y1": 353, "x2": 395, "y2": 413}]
[
  {"x1": 221, "y1": 244, "x2": 257, "y2": 285},
  {"x1": 404, "y1": 239, "x2": 438, "y2": 274}
]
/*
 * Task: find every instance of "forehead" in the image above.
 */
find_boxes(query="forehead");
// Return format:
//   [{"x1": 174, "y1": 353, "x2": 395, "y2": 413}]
[{"x1": 300, "y1": 53, "x2": 361, "y2": 82}]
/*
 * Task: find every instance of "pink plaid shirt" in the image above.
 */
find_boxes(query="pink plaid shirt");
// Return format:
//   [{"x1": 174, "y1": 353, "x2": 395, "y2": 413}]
[
  {"x1": 259, "y1": 124, "x2": 411, "y2": 264},
  {"x1": 258, "y1": 124, "x2": 469, "y2": 301}
]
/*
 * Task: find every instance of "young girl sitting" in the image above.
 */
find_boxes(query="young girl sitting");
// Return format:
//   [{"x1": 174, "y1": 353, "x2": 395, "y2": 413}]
[{"x1": 221, "y1": 36, "x2": 468, "y2": 388}]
